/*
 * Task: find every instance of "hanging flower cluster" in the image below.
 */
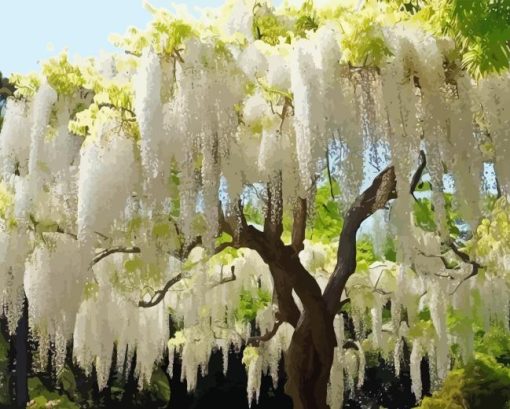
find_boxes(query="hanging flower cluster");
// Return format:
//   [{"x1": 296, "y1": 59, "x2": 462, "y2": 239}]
[{"x1": 0, "y1": 0, "x2": 509, "y2": 405}]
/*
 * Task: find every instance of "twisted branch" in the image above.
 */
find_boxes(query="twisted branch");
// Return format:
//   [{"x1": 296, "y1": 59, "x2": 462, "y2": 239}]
[
  {"x1": 138, "y1": 273, "x2": 183, "y2": 308},
  {"x1": 247, "y1": 320, "x2": 282, "y2": 346}
]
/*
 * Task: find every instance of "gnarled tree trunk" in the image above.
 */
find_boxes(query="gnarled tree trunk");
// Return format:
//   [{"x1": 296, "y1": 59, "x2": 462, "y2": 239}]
[
  {"x1": 285, "y1": 311, "x2": 335, "y2": 409},
  {"x1": 219, "y1": 166, "x2": 399, "y2": 408},
  {"x1": 277, "y1": 167, "x2": 396, "y2": 408}
]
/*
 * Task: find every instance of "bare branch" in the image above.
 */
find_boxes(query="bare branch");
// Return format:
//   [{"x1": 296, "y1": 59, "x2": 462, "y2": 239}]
[
  {"x1": 214, "y1": 241, "x2": 234, "y2": 255},
  {"x1": 247, "y1": 320, "x2": 282, "y2": 346},
  {"x1": 139, "y1": 273, "x2": 183, "y2": 308},
  {"x1": 97, "y1": 103, "x2": 136, "y2": 119},
  {"x1": 91, "y1": 246, "x2": 141, "y2": 268},
  {"x1": 326, "y1": 147, "x2": 335, "y2": 200},
  {"x1": 279, "y1": 96, "x2": 293, "y2": 133},
  {"x1": 179, "y1": 236, "x2": 202, "y2": 260},
  {"x1": 55, "y1": 226, "x2": 78, "y2": 240},
  {"x1": 324, "y1": 166, "x2": 397, "y2": 314},
  {"x1": 450, "y1": 264, "x2": 480, "y2": 295},
  {"x1": 173, "y1": 49, "x2": 184, "y2": 64},
  {"x1": 139, "y1": 242, "x2": 235, "y2": 308},
  {"x1": 447, "y1": 241, "x2": 472, "y2": 264},
  {"x1": 447, "y1": 241, "x2": 483, "y2": 295},
  {"x1": 210, "y1": 265, "x2": 236, "y2": 289},
  {"x1": 416, "y1": 249, "x2": 458, "y2": 270},
  {"x1": 410, "y1": 150, "x2": 426, "y2": 201},
  {"x1": 337, "y1": 298, "x2": 350, "y2": 314},
  {"x1": 94, "y1": 231, "x2": 110, "y2": 241}
]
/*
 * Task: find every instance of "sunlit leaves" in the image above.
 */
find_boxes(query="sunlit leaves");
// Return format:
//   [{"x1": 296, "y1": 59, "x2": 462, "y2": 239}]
[
  {"x1": 414, "y1": 0, "x2": 510, "y2": 78},
  {"x1": 42, "y1": 53, "x2": 84, "y2": 97},
  {"x1": 252, "y1": 0, "x2": 320, "y2": 45},
  {"x1": 235, "y1": 289, "x2": 271, "y2": 323},
  {"x1": 110, "y1": 3, "x2": 195, "y2": 58},
  {"x1": 470, "y1": 197, "x2": 510, "y2": 265},
  {"x1": 419, "y1": 354, "x2": 510, "y2": 408},
  {"x1": 0, "y1": 182, "x2": 16, "y2": 228},
  {"x1": 309, "y1": 182, "x2": 343, "y2": 241},
  {"x1": 9, "y1": 73, "x2": 40, "y2": 99},
  {"x1": 338, "y1": 3, "x2": 392, "y2": 67}
]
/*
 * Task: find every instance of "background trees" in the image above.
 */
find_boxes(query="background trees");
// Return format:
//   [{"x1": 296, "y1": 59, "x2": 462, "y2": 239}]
[{"x1": 1, "y1": 0, "x2": 510, "y2": 408}]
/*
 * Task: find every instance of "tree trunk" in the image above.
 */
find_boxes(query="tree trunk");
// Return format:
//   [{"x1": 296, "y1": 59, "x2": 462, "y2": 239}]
[
  {"x1": 284, "y1": 311, "x2": 335, "y2": 409},
  {"x1": 280, "y1": 167, "x2": 398, "y2": 408},
  {"x1": 14, "y1": 294, "x2": 29, "y2": 408},
  {"x1": 226, "y1": 167, "x2": 399, "y2": 408}
]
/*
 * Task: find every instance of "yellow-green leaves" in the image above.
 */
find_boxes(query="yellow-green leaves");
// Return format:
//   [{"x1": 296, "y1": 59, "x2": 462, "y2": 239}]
[
  {"x1": 42, "y1": 53, "x2": 84, "y2": 96},
  {"x1": 68, "y1": 103, "x2": 99, "y2": 137},
  {"x1": 152, "y1": 221, "x2": 173, "y2": 239},
  {"x1": 110, "y1": 256, "x2": 164, "y2": 295},
  {"x1": 252, "y1": 0, "x2": 320, "y2": 45},
  {"x1": 110, "y1": 5, "x2": 195, "y2": 58},
  {"x1": 414, "y1": 0, "x2": 510, "y2": 79},
  {"x1": 471, "y1": 197, "x2": 510, "y2": 265},
  {"x1": 253, "y1": 8, "x2": 290, "y2": 45},
  {"x1": 109, "y1": 27, "x2": 149, "y2": 56},
  {"x1": 418, "y1": 354, "x2": 510, "y2": 409},
  {"x1": 68, "y1": 68, "x2": 138, "y2": 141},
  {"x1": 0, "y1": 182, "x2": 16, "y2": 228},
  {"x1": 294, "y1": 0, "x2": 319, "y2": 37},
  {"x1": 155, "y1": 20, "x2": 195, "y2": 56},
  {"x1": 338, "y1": 2, "x2": 392, "y2": 67},
  {"x1": 242, "y1": 346, "x2": 260, "y2": 366},
  {"x1": 9, "y1": 72, "x2": 41, "y2": 99},
  {"x1": 235, "y1": 289, "x2": 271, "y2": 323},
  {"x1": 168, "y1": 330, "x2": 186, "y2": 348}
]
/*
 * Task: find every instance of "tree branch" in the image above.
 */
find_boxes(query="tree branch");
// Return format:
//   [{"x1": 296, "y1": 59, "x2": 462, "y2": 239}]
[
  {"x1": 324, "y1": 166, "x2": 397, "y2": 314},
  {"x1": 337, "y1": 298, "x2": 350, "y2": 313},
  {"x1": 450, "y1": 263, "x2": 480, "y2": 295},
  {"x1": 291, "y1": 197, "x2": 307, "y2": 253},
  {"x1": 214, "y1": 241, "x2": 234, "y2": 255},
  {"x1": 210, "y1": 265, "x2": 237, "y2": 289},
  {"x1": 97, "y1": 103, "x2": 136, "y2": 118},
  {"x1": 90, "y1": 246, "x2": 141, "y2": 268},
  {"x1": 410, "y1": 150, "x2": 426, "y2": 200},
  {"x1": 326, "y1": 147, "x2": 335, "y2": 200},
  {"x1": 178, "y1": 236, "x2": 202, "y2": 260},
  {"x1": 138, "y1": 273, "x2": 183, "y2": 308},
  {"x1": 417, "y1": 249, "x2": 458, "y2": 270},
  {"x1": 247, "y1": 320, "x2": 282, "y2": 346},
  {"x1": 55, "y1": 226, "x2": 78, "y2": 240},
  {"x1": 447, "y1": 241, "x2": 483, "y2": 294}
]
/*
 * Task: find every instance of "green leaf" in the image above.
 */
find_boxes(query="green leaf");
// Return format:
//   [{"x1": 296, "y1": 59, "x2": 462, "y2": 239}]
[
  {"x1": 414, "y1": 198, "x2": 437, "y2": 232},
  {"x1": 149, "y1": 369, "x2": 171, "y2": 403},
  {"x1": 235, "y1": 289, "x2": 271, "y2": 323},
  {"x1": 58, "y1": 366, "x2": 77, "y2": 398},
  {"x1": 124, "y1": 257, "x2": 143, "y2": 273}
]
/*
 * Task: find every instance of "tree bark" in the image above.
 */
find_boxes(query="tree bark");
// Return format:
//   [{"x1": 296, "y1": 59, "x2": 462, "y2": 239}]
[
  {"x1": 219, "y1": 166, "x2": 398, "y2": 409},
  {"x1": 281, "y1": 167, "x2": 397, "y2": 409},
  {"x1": 268, "y1": 252, "x2": 336, "y2": 409},
  {"x1": 284, "y1": 310, "x2": 335, "y2": 409},
  {"x1": 13, "y1": 294, "x2": 29, "y2": 408}
]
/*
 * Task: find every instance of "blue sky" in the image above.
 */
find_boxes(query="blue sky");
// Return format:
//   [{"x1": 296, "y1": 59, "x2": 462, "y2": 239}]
[{"x1": 0, "y1": 0, "x2": 227, "y2": 77}]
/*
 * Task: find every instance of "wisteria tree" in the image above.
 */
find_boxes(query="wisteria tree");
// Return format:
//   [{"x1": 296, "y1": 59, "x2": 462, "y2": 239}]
[{"x1": 1, "y1": 0, "x2": 510, "y2": 408}]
